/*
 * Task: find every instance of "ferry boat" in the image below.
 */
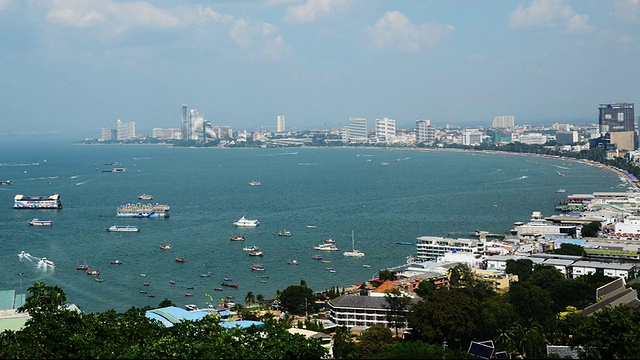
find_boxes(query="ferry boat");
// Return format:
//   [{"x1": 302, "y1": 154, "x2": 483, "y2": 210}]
[
  {"x1": 28, "y1": 218, "x2": 53, "y2": 226},
  {"x1": 106, "y1": 225, "x2": 139, "y2": 232},
  {"x1": 233, "y1": 216, "x2": 259, "y2": 227},
  {"x1": 138, "y1": 194, "x2": 154, "y2": 200},
  {"x1": 116, "y1": 203, "x2": 170, "y2": 218},
  {"x1": 314, "y1": 244, "x2": 339, "y2": 251},
  {"x1": 14, "y1": 194, "x2": 62, "y2": 209}
]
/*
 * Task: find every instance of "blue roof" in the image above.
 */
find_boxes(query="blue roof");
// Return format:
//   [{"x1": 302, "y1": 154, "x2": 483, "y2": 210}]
[
  {"x1": 218, "y1": 320, "x2": 265, "y2": 329},
  {"x1": 145, "y1": 306, "x2": 210, "y2": 327}
]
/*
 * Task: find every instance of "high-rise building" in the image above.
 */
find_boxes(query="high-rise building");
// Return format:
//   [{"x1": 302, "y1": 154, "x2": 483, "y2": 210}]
[
  {"x1": 180, "y1": 104, "x2": 191, "y2": 141},
  {"x1": 415, "y1": 119, "x2": 436, "y2": 145},
  {"x1": 100, "y1": 127, "x2": 111, "y2": 141},
  {"x1": 462, "y1": 129, "x2": 484, "y2": 146},
  {"x1": 375, "y1": 118, "x2": 396, "y2": 143},
  {"x1": 116, "y1": 119, "x2": 135, "y2": 140},
  {"x1": 348, "y1": 117, "x2": 368, "y2": 143},
  {"x1": 492, "y1": 115, "x2": 515, "y2": 129},
  {"x1": 276, "y1": 115, "x2": 285, "y2": 133},
  {"x1": 599, "y1": 103, "x2": 635, "y2": 133}
]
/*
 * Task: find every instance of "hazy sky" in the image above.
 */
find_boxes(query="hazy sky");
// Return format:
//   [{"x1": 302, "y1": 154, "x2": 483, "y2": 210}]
[{"x1": 1, "y1": 0, "x2": 639, "y2": 136}]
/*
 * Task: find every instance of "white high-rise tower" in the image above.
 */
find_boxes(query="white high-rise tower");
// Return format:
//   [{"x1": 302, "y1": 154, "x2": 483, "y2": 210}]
[{"x1": 276, "y1": 115, "x2": 285, "y2": 133}]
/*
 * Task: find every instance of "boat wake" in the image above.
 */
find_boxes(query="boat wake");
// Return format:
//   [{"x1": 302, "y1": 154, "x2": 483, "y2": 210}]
[
  {"x1": 493, "y1": 175, "x2": 529, "y2": 184},
  {"x1": 18, "y1": 251, "x2": 55, "y2": 272},
  {"x1": 298, "y1": 163, "x2": 320, "y2": 166},
  {"x1": 70, "y1": 175, "x2": 81, "y2": 179}
]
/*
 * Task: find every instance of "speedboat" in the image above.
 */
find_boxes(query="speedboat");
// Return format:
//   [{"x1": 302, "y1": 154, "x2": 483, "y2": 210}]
[
  {"x1": 312, "y1": 255, "x2": 323, "y2": 260},
  {"x1": 314, "y1": 244, "x2": 339, "y2": 251},
  {"x1": 159, "y1": 244, "x2": 173, "y2": 250},
  {"x1": 106, "y1": 225, "x2": 139, "y2": 232},
  {"x1": 110, "y1": 260, "x2": 123, "y2": 264},
  {"x1": 287, "y1": 260, "x2": 299, "y2": 265},
  {"x1": 249, "y1": 181, "x2": 261, "y2": 186},
  {"x1": 175, "y1": 257, "x2": 185, "y2": 263},
  {"x1": 230, "y1": 234, "x2": 246, "y2": 241},
  {"x1": 243, "y1": 245, "x2": 259, "y2": 251},
  {"x1": 248, "y1": 250, "x2": 264, "y2": 257},
  {"x1": 233, "y1": 216, "x2": 259, "y2": 227},
  {"x1": 28, "y1": 218, "x2": 53, "y2": 226},
  {"x1": 76, "y1": 263, "x2": 89, "y2": 270}
]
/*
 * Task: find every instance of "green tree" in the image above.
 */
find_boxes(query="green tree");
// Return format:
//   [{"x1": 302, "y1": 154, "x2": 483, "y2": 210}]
[
  {"x1": 19, "y1": 282, "x2": 67, "y2": 318},
  {"x1": 333, "y1": 326, "x2": 357, "y2": 359},
  {"x1": 356, "y1": 324, "x2": 395, "y2": 359},
  {"x1": 414, "y1": 280, "x2": 436, "y2": 297},
  {"x1": 505, "y1": 259, "x2": 534, "y2": 282},
  {"x1": 574, "y1": 305, "x2": 640, "y2": 359},
  {"x1": 580, "y1": 221, "x2": 601, "y2": 238},
  {"x1": 245, "y1": 291, "x2": 255, "y2": 307},
  {"x1": 384, "y1": 288, "x2": 412, "y2": 337},
  {"x1": 279, "y1": 284, "x2": 315, "y2": 315},
  {"x1": 551, "y1": 243, "x2": 585, "y2": 256},
  {"x1": 378, "y1": 269, "x2": 396, "y2": 281}
]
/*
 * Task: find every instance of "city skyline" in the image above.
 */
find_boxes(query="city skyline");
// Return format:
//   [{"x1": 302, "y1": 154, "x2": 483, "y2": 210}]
[{"x1": 1, "y1": 0, "x2": 639, "y2": 136}]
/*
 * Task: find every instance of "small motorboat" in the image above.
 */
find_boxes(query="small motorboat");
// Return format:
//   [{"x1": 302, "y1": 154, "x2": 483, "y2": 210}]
[
  {"x1": 214, "y1": 287, "x2": 223, "y2": 291},
  {"x1": 278, "y1": 229, "x2": 292, "y2": 237},
  {"x1": 287, "y1": 260, "x2": 299, "y2": 265},
  {"x1": 160, "y1": 244, "x2": 172, "y2": 250},
  {"x1": 223, "y1": 277, "x2": 232, "y2": 281},
  {"x1": 143, "y1": 282, "x2": 150, "y2": 286},
  {"x1": 138, "y1": 194, "x2": 154, "y2": 200},
  {"x1": 184, "y1": 293, "x2": 194, "y2": 297},
  {"x1": 147, "y1": 294, "x2": 155, "y2": 298},
  {"x1": 248, "y1": 251, "x2": 264, "y2": 257},
  {"x1": 312, "y1": 255, "x2": 323, "y2": 260},
  {"x1": 175, "y1": 257, "x2": 185, "y2": 263},
  {"x1": 362, "y1": 264, "x2": 372, "y2": 268},
  {"x1": 140, "y1": 273, "x2": 148, "y2": 277},
  {"x1": 76, "y1": 264, "x2": 89, "y2": 270},
  {"x1": 139, "y1": 290, "x2": 148, "y2": 294},
  {"x1": 169, "y1": 280, "x2": 176, "y2": 284},
  {"x1": 94, "y1": 278, "x2": 104, "y2": 282},
  {"x1": 110, "y1": 260, "x2": 122, "y2": 265},
  {"x1": 86, "y1": 268, "x2": 100, "y2": 276},
  {"x1": 200, "y1": 272, "x2": 211, "y2": 277},
  {"x1": 186, "y1": 286, "x2": 194, "y2": 290},
  {"x1": 230, "y1": 234, "x2": 246, "y2": 241}
]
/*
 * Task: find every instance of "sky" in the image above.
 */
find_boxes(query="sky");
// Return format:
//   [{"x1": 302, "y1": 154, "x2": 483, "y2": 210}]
[{"x1": 1, "y1": 0, "x2": 639, "y2": 136}]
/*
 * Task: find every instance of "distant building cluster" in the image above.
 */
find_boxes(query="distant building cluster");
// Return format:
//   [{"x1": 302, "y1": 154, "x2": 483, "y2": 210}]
[{"x1": 95, "y1": 102, "x2": 638, "y2": 155}]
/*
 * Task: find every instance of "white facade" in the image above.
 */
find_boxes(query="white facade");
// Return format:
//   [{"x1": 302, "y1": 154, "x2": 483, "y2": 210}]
[
  {"x1": 375, "y1": 118, "x2": 396, "y2": 143},
  {"x1": 152, "y1": 128, "x2": 181, "y2": 139},
  {"x1": 276, "y1": 115, "x2": 285, "y2": 133},
  {"x1": 492, "y1": 115, "x2": 515, "y2": 129},
  {"x1": 518, "y1": 133, "x2": 547, "y2": 145},
  {"x1": 116, "y1": 119, "x2": 136, "y2": 140},
  {"x1": 348, "y1": 117, "x2": 368, "y2": 143},
  {"x1": 415, "y1": 119, "x2": 436, "y2": 145},
  {"x1": 462, "y1": 129, "x2": 484, "y2": 146},
  {"x1": 415, "y1": 236, "x2": 485, "y2": 261},
  {"x1": 100, "y1": 127, "x2": 111, "y2": 141}
]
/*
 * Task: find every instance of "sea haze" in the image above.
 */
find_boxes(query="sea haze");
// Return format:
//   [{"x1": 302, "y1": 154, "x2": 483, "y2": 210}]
[{"x1": 0, "y1": 139, "x2": 624, "y2": 313}]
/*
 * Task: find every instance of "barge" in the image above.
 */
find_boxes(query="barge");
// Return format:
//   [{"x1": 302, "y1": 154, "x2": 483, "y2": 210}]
[
  {"x1": 116, "y1": 203, "x2": 170, "y2": 218},
  {"x1": 14, "y1": 194, "x2": 62, "y2": 209}
]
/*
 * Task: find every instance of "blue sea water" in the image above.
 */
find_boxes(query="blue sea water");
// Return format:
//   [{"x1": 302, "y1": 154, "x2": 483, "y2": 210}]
[{"x1": 0, "y1": 136, "x2": 624, "y2": 313}]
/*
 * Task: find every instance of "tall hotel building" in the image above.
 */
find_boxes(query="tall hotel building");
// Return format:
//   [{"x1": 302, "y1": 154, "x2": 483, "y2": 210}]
[
  {"x1": 348, "y1": 117, "x2": 368, "y2": 143},
  {"x1": 492, "y1": 115, "x2": 515, "y2": 129},
  {"x1": 375, "y1": 118, "x2": 396, "y2": 143},
  {"x1": 276, "y1": 115, "x2": 285, "y2": 133},
  {"x1": 180, "y1": 104, "x2": 192, "y2": 141},
  {"x1": 116, "y1": 119, "x2": 136, "y2": 140},
  {"x1": 599, "y1": 103, "x2": 635, "y2": 133},
  {"x1": 415, "y1": 119, "x2": 436, "y2": 145}
]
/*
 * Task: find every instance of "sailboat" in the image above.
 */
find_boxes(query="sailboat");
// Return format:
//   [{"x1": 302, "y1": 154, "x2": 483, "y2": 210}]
[{"x1": 343, "y1": 230, "x2": 365, "y2": 257}]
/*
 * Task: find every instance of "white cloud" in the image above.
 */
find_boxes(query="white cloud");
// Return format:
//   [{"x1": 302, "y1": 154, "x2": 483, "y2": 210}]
[
  {"x1": 200, "y1": 7, "x2": 290, "y2": 61},
  {"x1": 283, "y1": 0, "x2": 349, "y2": 24},
  {"x1": 0, "y1": 0, "x2": 14, "y2": 11},
  {"x1": 612, "y1": 0, "x2": 640, "y2": 23},
  {"x1": 366, "y1": 11, "x2": 454, "y2": 51},
  {"x1": 45, "y1": 0, "x2": 181, "y2": 31},
  {"x1": 508, "y1": 0, "x2": 594, "y2": 34}
]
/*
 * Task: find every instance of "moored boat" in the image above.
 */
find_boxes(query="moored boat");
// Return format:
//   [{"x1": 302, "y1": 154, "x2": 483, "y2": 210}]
[
  {"x1": 314, "y1": 244, "x2": 339, "y2": 251},
  {"x1": 184, "y1": 293, "x2": 194, "y2": 297},
  {"x1": 324, "y1": 238, "x2": 336, "y2": 243},
  {"x1": 230, "y1": 234, "x2": 245, "y2": 241},
  {"x1": 221, "y1": 282, "x2": 239, "y2": 288},
  {"x1": 343, "y1": 231, "x2": 365, "y2": 257},
  {"x1": 175, "y1": 257, "x2": 185, "y2": 263},
  {"x1": 249, "y1": 181, "x2": 261, "y2": 186},
  {"x1": 76, "y1": 263, "x2": 89, "y2": 270},
  {"x1": 233, "y1": 216, "x2": 259, "y2": 227},
  {"x1": 86, "y1": 268, "x2": 100, "y2": 276},
  {"x1": 312, "y1": 255, "x2": 323, "y2": 260},
  {"x1": 94, "y1": 278, "x2": 104, "y2": 282},
  {"x1": 248, "y1": 250, "x2": 264, "y2": 257},
  {"x1": 214, "y1": 287, "x2": 223, "y2": 291},
  {"x1": 287, "y1": 260, "x2": 299, "y2": 265},
  {"x1": 28, "y1": 218, "x2": 53, "y2": 226},
  {"x1": 242, "y1": 245, "x2": 259, "y2": 251},
  {"x1": 278, "y1": 229, "x2": 292, "y2": 236},
  {"x1": 138, "y1": 194, "x2": 154, "y2": 200},
  {"x1": 106, "y1": 225, "x2": 139, "y2": 232},
  {"x1": 159, "y1": 244, "x2": 173, "y2": 250},
  {"x1": 250, "y1": 264, "x2": 265, "y2": 271},
  {"x1": 116, "y1": 203, "x2": 170, "y2": 218},
  {"x1": 14, "y1": 194, "x2": 62, "y2": 209},
  {"x1": 110, "y1": 260, "x2": 122, "y2": 264}
]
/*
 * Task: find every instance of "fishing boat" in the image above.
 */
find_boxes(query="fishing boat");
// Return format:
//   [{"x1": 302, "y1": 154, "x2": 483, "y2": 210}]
[
  {"x1": 221, "y1": 282, "x2": 239, "y2": 288},
  {"x1": 233, "y1": 216, "x2": 259, "y2": 227},
  {"x1": 175, "y1": 257, "x2": 185, "y2": 263},
  {"x1": 343, "y1": 230, "x2": 365, "y2": 257},
  {"x1": 278, "y1": 229, "x2": 292, "y2": 237},
  {"x1": 250, "y1": 264, "x2": 265, "y2": 271},
  {"x1": 76, "y1": 263, "x2": 89, "y2": 270},
  {"x1": 249, "y1": 181, "x2": 261, "y2": 186},
  {"x1": 159, "y1": 244, "x2": 173, "y2": 250},
  {"x1": 242, "y1": 245, "x2": 259, "y2": 251},
  {"x1": 214, "y1": 287, "x2": 223, "y2": 291},
  {"x1": 28, "y1": 218, "x2": 53, "y2": 226},
  {"x1": 138, "y1": 194, "x2": 154, "y2": 200},
  {"x1": 248, "y1": 250, "x2": 264, "y2": 257},
  {"x1": 106, "y1": 225, "x2": 139, "y2": 232},
  {"x1": 230, "y1": 234, "x2": 245, "y2": 241},
  {"x1": 86, "y1": 268, "x2": 100, "y2": 276},
  {"x1": 312, "y1": 255, "x2": 323, "y2": 260},
  {"x1": 94, "y1": 278, "x2": 104, "y2": 282}
]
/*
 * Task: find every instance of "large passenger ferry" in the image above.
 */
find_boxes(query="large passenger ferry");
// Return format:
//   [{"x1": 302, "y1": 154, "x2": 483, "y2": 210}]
[
  {"x1": 116, "y1": 203, "x2": 170, "y2": 218},
  {"x1": 14, "y1": 194, "x2": 62, "y2": 209}
]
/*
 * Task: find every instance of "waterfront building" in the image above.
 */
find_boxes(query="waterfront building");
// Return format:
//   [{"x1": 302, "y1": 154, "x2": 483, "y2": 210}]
[
  {"x1": 276, "y1": 115, "x2": 285, "y2": 133},
  {"x1": 512, "y1": 211, "x2": 578, "y2": 240},
  {"x1": 212, "y1": 126, "x2": 233, "y2": 140},
  {"x1": 462, "y1": 129, "x2": 484, "y2": 146},
  {"x1": 151, "y1": 128, "x2": 181, "y2": 140},
  {"x1": 555, "y1": 131, "x2": 579, "y2": 145},
  {"x1": 609, "y1": 131, "x2": 635, "y2": 151},
  {"x1": 415, "y1": 119, "x2": 436, "y2": 145},
  {"x1": 374, "y1": 118, "x2": 396, "y2": 143},
  {"x1": 415, "y1": 236, "x2": 485, "y2": 261},
  {"x1": 100, "y1": 127, "x2": 111, "y2": 141},
  {"x1": 116, "y1": 119, "x2": 135, "y2": 141},
  {"x1": 348, "y1": 117, "x2": 368, "y2": 143},
  {"x1": 599, "y1": 103, "x2": 635, "y2": 133},
  {"x1": 492, "y1": 115, "x2": 515, "y2": 129},
  {"x1": 518, "y1": 133, "x2": 547, "y2": 145}
]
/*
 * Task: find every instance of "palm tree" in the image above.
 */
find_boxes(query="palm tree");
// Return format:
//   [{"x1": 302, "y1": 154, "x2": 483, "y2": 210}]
[
  {"x1": 245, "y1": 291, "x2": 255, "y2": 306},
  {"x1": 256, "y1": 294, "x2": 265, "y2": 309}
]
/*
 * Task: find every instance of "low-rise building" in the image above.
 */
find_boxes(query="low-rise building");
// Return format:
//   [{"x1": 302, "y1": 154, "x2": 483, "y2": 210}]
[{"x1": 415, "y1": 236, "x2": 485, "y2": 261}]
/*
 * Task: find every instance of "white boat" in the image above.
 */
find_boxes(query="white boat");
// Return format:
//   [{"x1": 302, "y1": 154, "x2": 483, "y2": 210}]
[
  {"x1": 324, "y1": 238, "x2": 336, "y2": 243},
  {"x1": 28, "y1": 218, "x2": 53, "y2": 226},
  {"x1": 343, "y1": 231, "x2": 365, "y2": 257},
  {"x1": 138, "y1": 194, "x2": 154, "y2": 200},
  {"x1": 249, "y1": 181, "x2": 261, "y2": 186},
  {"x1": 555, "y1": 189, "x2": 567, "y2": 193},
  {"x1": 314, "y1": 243, "x2": 339, "y2": 251},
  {"x1": 243, "y1": 245, "x2": 259, "y2": 251},
  {"x1": 233, "y1": 216, "x2": 259, "y2": 227},
  {"x1": 106, "y1": 225, "x2": 140, "y2": 232},
  {"x1": 287, "y1": 260, "x2": 299, "y2": 265}
]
